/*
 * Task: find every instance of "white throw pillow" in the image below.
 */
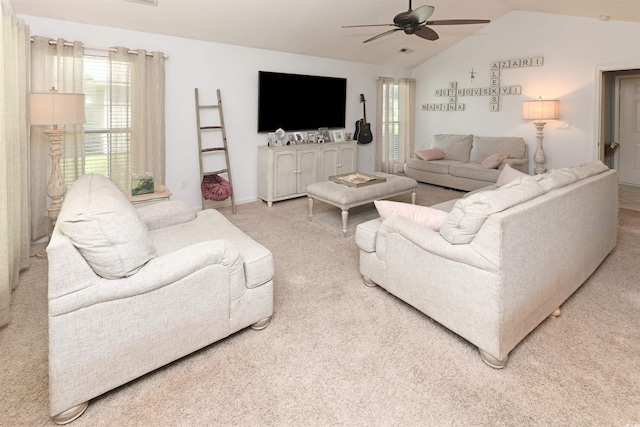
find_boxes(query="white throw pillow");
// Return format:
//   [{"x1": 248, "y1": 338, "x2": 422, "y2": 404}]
[
  {"x1": 59, "y1": 174, "x2": 157, "y2": 279},
  {"x1": 496, "y1": 164, "x2": 529, "y2": 187},
  {"x1": 375, "y1": 200, "x2": 449, "y2": 231},
  {"x1": 414, "y1": 148, "x2": 446, "y2": 161},
  {"x1": 481, "y1": 152, "x2": 508, "y2": 169}
]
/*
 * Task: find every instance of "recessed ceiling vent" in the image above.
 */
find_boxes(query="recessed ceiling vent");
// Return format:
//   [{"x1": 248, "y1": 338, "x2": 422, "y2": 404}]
[{"x1": 125, "y1": 0, "x2": 158, "y2": 6}]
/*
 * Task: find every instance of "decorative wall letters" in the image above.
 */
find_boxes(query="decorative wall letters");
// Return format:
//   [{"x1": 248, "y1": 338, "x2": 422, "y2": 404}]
[{"x1": 424, "y1": 57, "x2": 544, "y2": 112}]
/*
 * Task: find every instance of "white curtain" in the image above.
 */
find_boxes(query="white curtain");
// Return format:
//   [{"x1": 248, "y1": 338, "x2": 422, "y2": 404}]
[
  {"x1": 29, "y1": 36, "x2": 84, "y2": 240},
  {"x1": 29, "y1": 40, "x2": 166, "y2": 237},
  {"x1": 110, "y1": 47, "x2": 166, "y2": 187},
  {"x1": 0, "y1": 0, "x2": 30, "y2": 327},
  {"x1": 375, "y1": 77, "x2": 415, "y2": 173}
]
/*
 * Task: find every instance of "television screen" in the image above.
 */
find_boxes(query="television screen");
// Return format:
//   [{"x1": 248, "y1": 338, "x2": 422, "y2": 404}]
[{"x1": 257, "y1": 71, "x2": 347, "y2": 132}]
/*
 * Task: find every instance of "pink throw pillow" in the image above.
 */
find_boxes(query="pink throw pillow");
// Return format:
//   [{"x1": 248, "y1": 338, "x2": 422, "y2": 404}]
[
  {"x1": 374, "y1": 200, "x2": 448, "y2": 231},
  {"x1": 481, "y1": 152, "x2": 508, "y2": 169},
  {"x1": 496, "y1": 164, "x2": 529, "y2": 187},
  {"x1": 414, "y1": 148, "x2": 445, "y2": 161}
]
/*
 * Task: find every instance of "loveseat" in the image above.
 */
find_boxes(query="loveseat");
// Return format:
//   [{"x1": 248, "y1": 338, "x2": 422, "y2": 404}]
[
  {"x1": 356, "y1": 161, "x2": 617, "y2": 368},
  {"x1": 404, "y1": 134, "x2": 529, "y2": 191},
  {"x1": 47, "y1": 174, "x2": 274, "y2": 424}
]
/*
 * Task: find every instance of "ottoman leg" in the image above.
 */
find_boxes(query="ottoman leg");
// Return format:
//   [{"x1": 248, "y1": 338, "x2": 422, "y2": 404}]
[
  {"x1": 341, "y1": 209, "x2": 349, "y2": 236},
  {"x1": 308, "y1": 197, "x2": 314, "y2": 220},
  {"x1": 411, "y1": 189, "x2": 416, "y2": 204}
]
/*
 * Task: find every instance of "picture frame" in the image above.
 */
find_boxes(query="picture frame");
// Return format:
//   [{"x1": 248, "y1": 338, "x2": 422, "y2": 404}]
[
  {"x1": 267, "y1": 132, "x2": 277, "y2": 147},
  {"x1": 332, "y1": 130, "x2": 345, "y2": 142},
  {"x1": 318, "y1": 127, "x2": 330, "y2": 142},
  {"x1": 345, "y1": 132, "x2": 352, "y2": 141},
  {"x1": 293, "y1": 132, "x2": 304, "y2": 144},
  {"x1": 308, "y1": 132, "x2": 316, "y2": 144},
  {"x1": 288, "y1": 134, "x2": 296, "y2": 145},
  {"x1": 317, "y1": 134, "x2": 325, "y2": 144}
]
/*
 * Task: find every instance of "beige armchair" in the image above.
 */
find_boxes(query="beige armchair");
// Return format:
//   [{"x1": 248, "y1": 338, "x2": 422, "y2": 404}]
[{"x1": 47, "y1": 174, "x2": 273, "y2": 424}]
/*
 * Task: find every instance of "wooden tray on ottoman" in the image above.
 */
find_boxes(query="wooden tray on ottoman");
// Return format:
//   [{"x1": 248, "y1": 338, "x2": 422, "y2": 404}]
[{"x1": 329, "y1": 172, "x2": 387, "y2": 188}]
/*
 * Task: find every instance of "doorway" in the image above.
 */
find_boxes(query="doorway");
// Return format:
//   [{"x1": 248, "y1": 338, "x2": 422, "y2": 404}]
[
  {"x1": 600, "y1": 68, "x2": 640, "y2": 187},
  {"x1": 616, "y1": 75, "x2": 640, "y2": 186}
]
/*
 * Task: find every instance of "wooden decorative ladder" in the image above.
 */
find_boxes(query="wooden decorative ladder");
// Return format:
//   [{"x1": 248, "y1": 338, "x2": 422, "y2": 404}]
[{"x1": 194, "y1": 88, "x2": 236, "y2": 213}]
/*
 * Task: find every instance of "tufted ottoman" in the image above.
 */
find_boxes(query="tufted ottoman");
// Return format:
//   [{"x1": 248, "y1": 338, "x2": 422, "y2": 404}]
[{"x1": 306, "y1": 172, "x2": 417, "y2": 236}]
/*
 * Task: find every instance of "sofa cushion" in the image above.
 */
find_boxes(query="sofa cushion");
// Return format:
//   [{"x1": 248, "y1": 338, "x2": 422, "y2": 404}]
[
  {"x1": 440, "y1": 176, "x2": 546, "y2": 244},
  {"x1": 449, "y1": 163, "x2": 501, "y2": 183},
  {"x1": 533, "y1": 168, "x2": 579, "y2": 192},
  {"x1": 481, "y1": 153, "x2": 508, "y2": 169},
  {"x1": 149, "y1": 209, "x2": 274, "y2": 290},
  {"x1": 136, "y1": 200, "x2": 197, "y2": 231},
  {"x1": 414, "y1": 148, "x2": 446, "y2": 161},
  {"x1": 570, "y1": 160, "x2": 609, "y2": 179},
  {"x1": 469, "y1": 136, "x2": 526, "y2": 164},
  {"x1": 405, "y1": 157, "x2": 460, "y2": 175},
  {"x1": 375, "y1": 200, "x2": 448, "y2": 231},
  {"x1": 496, "y1": 164, "x2": 529, "y2": 187},
  {"x1": 59, "y1": 173, "x2": 157, "y2": 279},
  {"x1": 431, "y1": 134, "x2": 473, "y2": 162}
]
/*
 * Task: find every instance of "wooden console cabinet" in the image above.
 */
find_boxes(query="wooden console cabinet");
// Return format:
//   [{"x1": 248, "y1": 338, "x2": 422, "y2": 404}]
[{"x1": 258, "y1": 141, "x2": 357, "y2": 206}]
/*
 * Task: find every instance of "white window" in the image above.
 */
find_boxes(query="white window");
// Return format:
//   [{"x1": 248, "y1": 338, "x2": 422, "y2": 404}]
[
  {"x1": 74, "y1": 54, "x2": 132, "y2": 188},
  {"x1": 377, "y1": 78, "x2": 415, "y2": 173}
]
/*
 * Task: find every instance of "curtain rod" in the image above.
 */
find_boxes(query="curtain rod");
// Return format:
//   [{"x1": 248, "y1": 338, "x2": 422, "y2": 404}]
[{"x1": 30, "y1": 37, "x2": 168, "y2": 59}]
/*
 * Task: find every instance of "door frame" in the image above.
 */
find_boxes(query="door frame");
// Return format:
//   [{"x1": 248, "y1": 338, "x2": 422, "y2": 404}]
[{"x1": 594, "y1": 63, "x2": 640, "y2": 167}]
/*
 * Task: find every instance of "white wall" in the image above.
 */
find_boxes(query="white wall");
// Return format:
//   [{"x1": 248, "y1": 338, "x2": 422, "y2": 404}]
[
  {"x1": 22, "y1": 16, "x2": 410, "y2": 208},
  {"x1": 412, "y1": 11, "x2": 640, "y2": 173}
]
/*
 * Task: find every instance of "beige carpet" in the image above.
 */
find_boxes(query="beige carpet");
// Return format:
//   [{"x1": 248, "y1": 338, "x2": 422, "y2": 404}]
[{"x1": 2, "y1": 183, "x2": 639, "y2": 426}]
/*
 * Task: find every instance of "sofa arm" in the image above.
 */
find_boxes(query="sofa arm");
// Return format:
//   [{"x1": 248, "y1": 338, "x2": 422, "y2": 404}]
[
  {"x1": 49, "y1": 240, "x2": 243, "y2": 316},
  {"x1": 501, "y1": 157, "x2": 529, "y2": 173},
  {"x1": 355, "y1": 218, "x2": 383, "y2": 253},
  {"x1": 380, "y1": 216, "x2": 499, "y2": 273},
  {"x1": 136, "y1": 200, "x2": 197, "y2": 230}
]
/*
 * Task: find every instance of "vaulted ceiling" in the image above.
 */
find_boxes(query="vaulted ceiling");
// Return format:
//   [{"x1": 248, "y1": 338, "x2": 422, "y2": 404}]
[{"x1": 13, "y1": 0, "x2": 640, "y2": 68}]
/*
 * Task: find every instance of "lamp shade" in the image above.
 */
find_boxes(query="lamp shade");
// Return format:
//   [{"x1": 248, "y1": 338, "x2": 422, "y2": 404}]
[
  {"x1": 30, "y1": 92, "x2": 86, "y2": 125},
  {"x1": 522, "y1": 99, "x2": 560, "y2": 121}
]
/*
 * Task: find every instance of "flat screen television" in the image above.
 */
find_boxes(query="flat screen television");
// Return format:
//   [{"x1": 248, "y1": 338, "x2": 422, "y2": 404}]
[{"x1": 257, "y1": 71, "x2": 347, "y2": 132}]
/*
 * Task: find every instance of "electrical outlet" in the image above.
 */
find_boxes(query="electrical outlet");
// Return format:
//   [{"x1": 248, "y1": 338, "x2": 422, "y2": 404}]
[
  {"x1": 180, "y1": 179, "x2": 187, "y2": 189},
  {"x1": 558, "y1": 121, "x2": 571, "y2": 130}
]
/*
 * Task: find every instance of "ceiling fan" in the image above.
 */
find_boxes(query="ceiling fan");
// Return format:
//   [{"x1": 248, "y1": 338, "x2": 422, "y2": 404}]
[{"x1": 342, "y1": 0, "x2": 490, "y2": 43}]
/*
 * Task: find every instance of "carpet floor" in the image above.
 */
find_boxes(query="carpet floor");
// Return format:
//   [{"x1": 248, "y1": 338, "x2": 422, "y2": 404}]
[{"x1": 1, "y1": 182, "x2": 639, "y2": 426}]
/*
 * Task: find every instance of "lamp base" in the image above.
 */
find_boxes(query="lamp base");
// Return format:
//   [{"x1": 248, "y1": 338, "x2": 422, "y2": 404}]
[{"x1": 533, "y1": 121, "x2": 547, "y2": 175}]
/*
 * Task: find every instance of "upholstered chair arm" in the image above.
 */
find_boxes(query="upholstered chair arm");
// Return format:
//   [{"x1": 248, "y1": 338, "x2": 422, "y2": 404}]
[
  {"x1": 49, "y1": 240, "x2": 244, "y2": 316},
  {"x1": 136, "y1": 200, "x2": 197, "y2": 231},
  {"x1": 355, "y1": 218, "x2": 382, "y2": 253}
]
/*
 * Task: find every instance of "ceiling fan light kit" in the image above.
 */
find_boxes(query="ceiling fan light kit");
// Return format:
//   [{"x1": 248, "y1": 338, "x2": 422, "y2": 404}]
[{"x1": 342, "y1": 1, "x2": 490, "y2": 43}]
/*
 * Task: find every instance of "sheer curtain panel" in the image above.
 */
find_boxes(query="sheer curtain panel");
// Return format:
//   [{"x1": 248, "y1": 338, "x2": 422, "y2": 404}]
[
  {"x1": 375, "y1": 77, "x2": 415, "y2": 173},
  {"x1": 29, "y1": 36, "x2": 84, "y2": 240},
  {"x1": 109, "y1": 47, "x2": 166, "y2": 187},
  {"x1": 1, "y1": 0, "x2": 30, "y2": 327}
]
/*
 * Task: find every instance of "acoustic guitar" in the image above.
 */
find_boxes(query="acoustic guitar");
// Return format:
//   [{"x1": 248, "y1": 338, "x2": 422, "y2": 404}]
[{"x1": 354, "y1": 94, "x2": 373, "y2": 144}]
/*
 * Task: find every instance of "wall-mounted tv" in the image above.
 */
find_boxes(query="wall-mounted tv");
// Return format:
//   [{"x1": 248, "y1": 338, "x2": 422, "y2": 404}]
[{"x1": 257, "y1": 71, "x2": 347, "y2": 133}]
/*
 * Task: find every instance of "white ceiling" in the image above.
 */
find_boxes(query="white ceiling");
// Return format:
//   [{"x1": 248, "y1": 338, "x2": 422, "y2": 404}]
[{"x1": 13, "y1": 0, "x2": 640, "y2": 68}]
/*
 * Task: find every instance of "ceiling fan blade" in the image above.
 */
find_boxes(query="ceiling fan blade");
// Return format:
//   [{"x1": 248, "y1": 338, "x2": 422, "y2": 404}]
[
  {"x1": 414, "y1": 25, "x2": 439, "y2": 41},
  {"x1": 363, "y1": 28, "x2": 402, "y2": 43},
  {"x1": 342, "y1": 24, "x2": 396, "y2": 28},
  {"x1": 407, "y1": 5, "x2": 435, "y2": 25},
  {"x1": 425, "y1": 19, "x2": 491, "y2": 26}
]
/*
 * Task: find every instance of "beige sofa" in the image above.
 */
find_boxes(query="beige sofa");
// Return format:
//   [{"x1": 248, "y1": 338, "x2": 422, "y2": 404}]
[
  {"x1": 356, "y1": 161, "x2": 617, "y2": 368},
  {"x1": 47, "y1": 174, "x2": 274, "y2": 424},
  {"x1": 404, "y1": 134, "x2": 529, "y2": 191}
]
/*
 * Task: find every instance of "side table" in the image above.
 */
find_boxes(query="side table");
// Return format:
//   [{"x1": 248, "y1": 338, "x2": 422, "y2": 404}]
[{"x1": 124, "y1": 185, "x2": 172, "y2": 208}]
